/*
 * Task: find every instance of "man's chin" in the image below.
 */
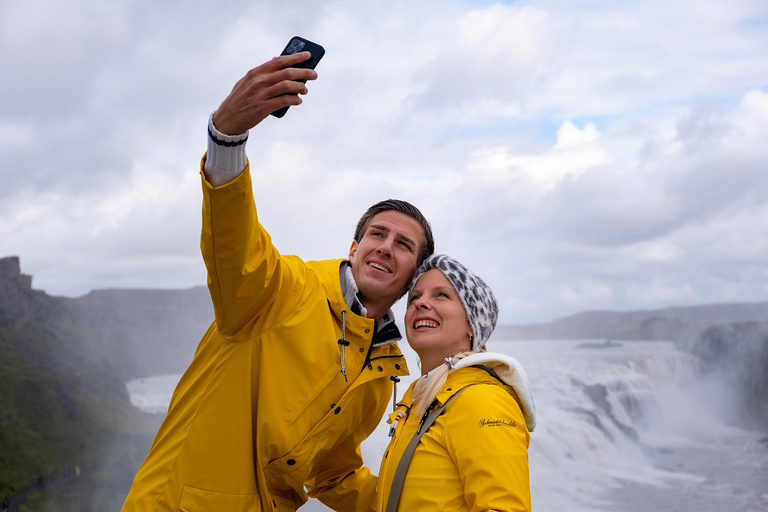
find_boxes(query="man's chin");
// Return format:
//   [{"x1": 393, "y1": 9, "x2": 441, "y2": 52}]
[{"x1": 358, "y1": 280, "x2": 400, "y2": 303}]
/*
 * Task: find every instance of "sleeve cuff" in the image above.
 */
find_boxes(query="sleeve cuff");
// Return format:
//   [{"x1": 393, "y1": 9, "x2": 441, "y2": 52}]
[{"x1": 203, "y1": 112, "x2": 249, "y2": 187}]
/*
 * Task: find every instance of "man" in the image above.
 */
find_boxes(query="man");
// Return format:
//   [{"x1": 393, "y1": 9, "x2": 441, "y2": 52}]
[{"x1": 121, "y1": 51, "x2": 434, "y2": 512}]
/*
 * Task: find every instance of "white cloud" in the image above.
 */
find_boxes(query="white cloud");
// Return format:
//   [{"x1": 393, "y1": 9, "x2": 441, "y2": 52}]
[
  {"x1": 1, "y1": 0, "x2": 768, "y2": 323},
  {"x1": 624, "y1": 280, "x2": 699, "y2": 308},
  {"x1": 560, "y1": 281, "x2": 615, "y2": 308}
]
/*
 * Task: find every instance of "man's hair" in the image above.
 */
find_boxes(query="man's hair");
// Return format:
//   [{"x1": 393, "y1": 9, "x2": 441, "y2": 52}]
[{"x1": 354, "y1": 199, "x2": 435, "y2": 267}]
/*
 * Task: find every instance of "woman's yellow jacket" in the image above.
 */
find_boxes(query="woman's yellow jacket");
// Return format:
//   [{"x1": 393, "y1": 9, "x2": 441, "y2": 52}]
[
  {"x1": 121, "y1": 165, "x2": 409, "y2": 512},
  {"x1": 377, "y1": 356, "x2": 534, "y2": 512}
]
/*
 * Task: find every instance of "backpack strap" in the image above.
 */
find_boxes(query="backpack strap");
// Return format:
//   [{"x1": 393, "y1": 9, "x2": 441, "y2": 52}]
[{"x1": 384, "y1": 384, "x2": 479, "y2": 512}]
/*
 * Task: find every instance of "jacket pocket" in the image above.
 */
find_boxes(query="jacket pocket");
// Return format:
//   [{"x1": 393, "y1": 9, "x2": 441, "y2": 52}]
[
  {"x1": 180, "y1": 485, "x2": 263, "y2": 512},
  {"x1": 282, "y1": 360, "x2": 340, "y2": 427}
]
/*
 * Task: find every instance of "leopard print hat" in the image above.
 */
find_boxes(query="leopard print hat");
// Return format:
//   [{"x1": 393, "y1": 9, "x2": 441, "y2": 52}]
[{"x1": 408, "y1": 254, "x2": 499, "y2": 352}]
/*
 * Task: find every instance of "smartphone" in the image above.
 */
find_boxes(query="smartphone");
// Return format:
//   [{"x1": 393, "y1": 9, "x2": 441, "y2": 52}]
[{"x1": 271, "y1": 36, "x2": 325, "y2": 118}]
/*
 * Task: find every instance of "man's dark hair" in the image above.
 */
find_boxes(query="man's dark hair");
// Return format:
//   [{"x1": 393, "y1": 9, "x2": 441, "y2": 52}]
[{"x1": 354, "y1": 199, "x2": 435, "y2": 267}]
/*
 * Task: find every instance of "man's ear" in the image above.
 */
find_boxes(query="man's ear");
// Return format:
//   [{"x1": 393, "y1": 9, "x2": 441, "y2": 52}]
[{"x1": 348, "y1": 240, "x2": 359, "y2": 261}]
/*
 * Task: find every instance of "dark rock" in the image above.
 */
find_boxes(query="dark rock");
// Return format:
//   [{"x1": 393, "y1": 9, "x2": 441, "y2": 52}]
[{"x1": 689, "y1": 322, "x2": 768, "y2": 428}]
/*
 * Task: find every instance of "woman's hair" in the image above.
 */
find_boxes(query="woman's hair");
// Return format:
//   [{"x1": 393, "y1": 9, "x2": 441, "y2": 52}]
[{"x1": 411, "y1": 348, "x2": 485, "y2": 415}]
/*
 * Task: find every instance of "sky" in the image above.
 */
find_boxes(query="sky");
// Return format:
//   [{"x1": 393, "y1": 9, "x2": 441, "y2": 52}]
[{"x1": 1, "y1": 0, "x2": 767, "y2": 324}]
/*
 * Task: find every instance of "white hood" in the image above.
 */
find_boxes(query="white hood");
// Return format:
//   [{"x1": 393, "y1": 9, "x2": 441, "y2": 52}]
[{"x1": 455, "y1": 352, "x2": 537, "y2": 432}]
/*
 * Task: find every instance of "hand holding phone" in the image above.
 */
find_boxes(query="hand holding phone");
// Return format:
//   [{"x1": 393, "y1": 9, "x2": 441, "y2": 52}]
[
  {"x1": 271, "y1": 37, "x2": 325, "y2": 118},
  {"x1": 212, "y1": 38, "x2": 324, "y2": 134}
]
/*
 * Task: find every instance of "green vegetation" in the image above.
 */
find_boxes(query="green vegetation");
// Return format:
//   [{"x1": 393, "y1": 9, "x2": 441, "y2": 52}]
[
  {"x1": 0, "y1": 297, "x2": 163, "y2": 509},
  {"x1": 0, "y1": 256, "x2": 211, "y2": 509}
]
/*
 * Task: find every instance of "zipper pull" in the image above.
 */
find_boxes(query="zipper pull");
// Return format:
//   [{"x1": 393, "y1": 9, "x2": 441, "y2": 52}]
[{"x1": 388, "y1": 419, "x2": 399, "y2": 437}]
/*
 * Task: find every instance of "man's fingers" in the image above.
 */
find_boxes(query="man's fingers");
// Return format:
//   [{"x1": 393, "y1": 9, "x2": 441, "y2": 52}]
[
  {"x1": 213, "y1": 53, "x2": 318, "y2": 134},
  {"x1": 249, "y1": 54, "x2": 317, "y2": 89},
  {"x1": 254, "y1": 93, "x2": 304, "y2": 119},
  {"x1": 265, "y1": 51, "x2": 313, "y2": 72},
  {"x1": 274, "y1": 51, "x2": 313, "y2": 67},
  {"x1": 275, "y1": 67, "x2": 318, "y2": 85},
  {"x1": 273, "y1": 93, "x2": 304, "y2": 109},
  {"x1": 265, "y1": 79, "x2": 309, "y2": 99}
]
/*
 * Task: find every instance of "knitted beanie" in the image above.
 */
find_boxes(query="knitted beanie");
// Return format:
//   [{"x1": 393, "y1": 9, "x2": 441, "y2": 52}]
[{"x1": 408, "y1": 254, "x2": 499, "y2": 352}]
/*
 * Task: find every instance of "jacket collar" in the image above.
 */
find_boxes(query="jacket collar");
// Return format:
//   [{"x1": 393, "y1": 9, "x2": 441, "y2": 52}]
[
  {"x1": 340, "y1": 261, "x2": 369, "y2": 317},
  {"x1": 339, "y1": 261, "x2": 400, "y2": 345}
]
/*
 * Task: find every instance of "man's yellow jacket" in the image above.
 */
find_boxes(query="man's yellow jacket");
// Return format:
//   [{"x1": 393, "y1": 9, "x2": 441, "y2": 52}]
[{"x1": 121, "y1": 166, "x2": 409, "y2": 512}]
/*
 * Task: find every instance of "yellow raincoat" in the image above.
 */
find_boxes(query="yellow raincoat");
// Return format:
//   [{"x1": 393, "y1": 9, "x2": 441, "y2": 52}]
[
  {"x1": 377, "y1": 360, "x2": 533, "y2": 512},
  {"x1": 121, "y1": 164, "x2": 409, "y2": 512}
]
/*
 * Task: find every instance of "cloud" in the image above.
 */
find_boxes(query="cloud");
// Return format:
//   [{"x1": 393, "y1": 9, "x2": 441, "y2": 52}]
[{"x1": 1, "y1": 0, "x2": 768, "y2": 323}]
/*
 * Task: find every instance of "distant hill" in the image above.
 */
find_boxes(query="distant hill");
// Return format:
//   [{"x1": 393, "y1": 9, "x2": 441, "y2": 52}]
[
  {"x1": 493, "y1": 302, "x2": 768, "y2": 343},
  {"x1": 64, "y1": 285, "x2": 213, "y2": 381}
]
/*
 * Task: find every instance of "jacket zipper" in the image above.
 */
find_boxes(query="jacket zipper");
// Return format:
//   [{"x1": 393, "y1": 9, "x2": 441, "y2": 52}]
[{"x1": 361, "y1": 319, "x2": 378, "y2": 370}]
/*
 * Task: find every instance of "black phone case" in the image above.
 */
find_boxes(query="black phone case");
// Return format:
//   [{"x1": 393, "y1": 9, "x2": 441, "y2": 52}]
[{"x1": 271, "y1": 37, "x2": 326, "y2": 118}]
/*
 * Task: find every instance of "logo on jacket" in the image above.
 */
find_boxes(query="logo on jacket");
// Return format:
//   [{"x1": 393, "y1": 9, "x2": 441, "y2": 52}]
[{"x1": 478, "y1": 418, "x2": 516, "y2": 428}]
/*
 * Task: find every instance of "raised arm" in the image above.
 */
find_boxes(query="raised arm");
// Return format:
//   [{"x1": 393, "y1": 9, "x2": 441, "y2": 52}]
[{"x1": 200, "y1": 53, "x2": 319, "y2": 334}]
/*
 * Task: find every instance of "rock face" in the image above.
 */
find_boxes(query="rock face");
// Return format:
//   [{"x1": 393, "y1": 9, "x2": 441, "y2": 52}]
[
  {"x1": 0, "y1": 256, "x2": 39, "y2": 330},
  {"x1": 689, "y1": 321, "x2": 768, "y2": 428},
  {"x1": 494, "y1": 302, "x2": 768, "y2": 343},
  {"x1": 0, "y1": 255, "x2": 208, "y2": 507},
  {"x1": 0, "y1": 258, "x2": 146, "y2": 506},
  {"x1": 0, "y1": 255, "x2": 213, "y2": 381}
]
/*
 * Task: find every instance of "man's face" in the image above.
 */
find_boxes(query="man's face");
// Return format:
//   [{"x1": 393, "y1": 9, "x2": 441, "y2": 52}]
[{"x1": 348, "y1": 210, "x2": 424, "y2": 309}]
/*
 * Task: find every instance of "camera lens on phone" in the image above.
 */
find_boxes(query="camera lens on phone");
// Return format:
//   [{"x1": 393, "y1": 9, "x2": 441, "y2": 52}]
[{"x1": 291, "y1": 39, "x2": 301, "y2": 46}]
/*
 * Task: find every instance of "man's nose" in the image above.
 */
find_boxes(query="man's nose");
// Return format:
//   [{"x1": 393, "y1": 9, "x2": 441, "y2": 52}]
[{"x1": 376, "y1": 237, "x2": 393, "y2": 257}]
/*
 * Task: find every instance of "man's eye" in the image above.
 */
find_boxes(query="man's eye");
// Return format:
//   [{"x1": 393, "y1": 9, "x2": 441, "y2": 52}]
[{"x1": 409, "y1": 295, "x2": 420, "y2": 303}]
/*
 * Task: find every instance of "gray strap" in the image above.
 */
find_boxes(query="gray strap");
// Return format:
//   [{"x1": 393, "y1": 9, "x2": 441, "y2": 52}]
[{"x1": 384, "y1": 384, "x2": 478, "y2": 512}]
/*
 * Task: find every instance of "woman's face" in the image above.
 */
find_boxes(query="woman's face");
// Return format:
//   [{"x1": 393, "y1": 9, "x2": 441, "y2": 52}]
[{"x1": 405, "y1": 269, "x2": 472, "y2": 371}]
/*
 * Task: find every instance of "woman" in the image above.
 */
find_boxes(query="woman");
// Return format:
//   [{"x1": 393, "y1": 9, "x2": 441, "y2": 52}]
[{"x1": 377, "y1": 254, "x2": 536, "y2": 512}]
